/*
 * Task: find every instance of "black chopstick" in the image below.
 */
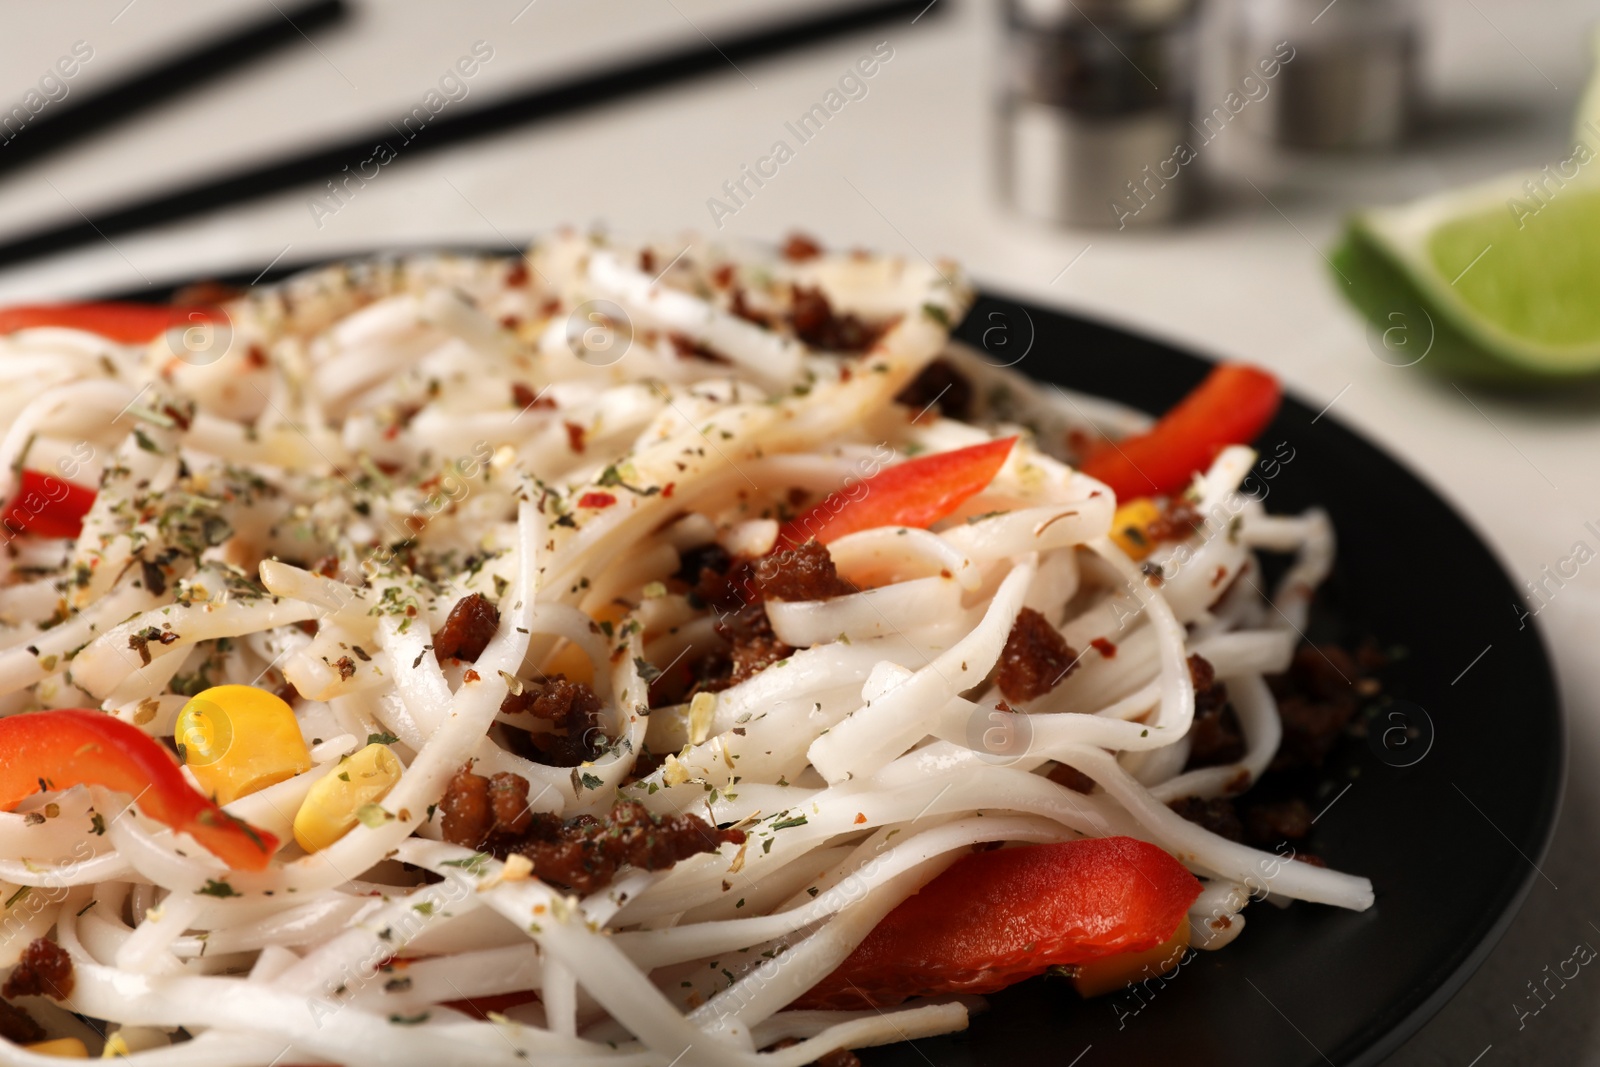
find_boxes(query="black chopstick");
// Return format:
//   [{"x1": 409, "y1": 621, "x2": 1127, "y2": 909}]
[
  {"x1": 0, "y1": 0, "x2": 942, "y2": 274},
  {"x1": 0, "y1": 0, "x2": 347, "y2": 177}
]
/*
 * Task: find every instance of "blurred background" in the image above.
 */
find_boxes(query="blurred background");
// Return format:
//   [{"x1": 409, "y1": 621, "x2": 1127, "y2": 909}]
[{"x1": 1, "y1": 1, "x2": 1596, "y2": 1062}]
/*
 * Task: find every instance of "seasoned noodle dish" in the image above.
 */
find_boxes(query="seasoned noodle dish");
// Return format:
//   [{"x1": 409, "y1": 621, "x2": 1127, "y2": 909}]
[{"x1": 0, "y1": 233, "x2": 1373, "y2": 1065}]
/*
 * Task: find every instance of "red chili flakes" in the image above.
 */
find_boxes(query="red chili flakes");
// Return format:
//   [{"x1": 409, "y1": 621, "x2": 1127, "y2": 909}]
[
  {"x1": 639, "y1": 248, "x2": 657, "y2": 274},
  {"x1": 710, "y1": 263, "x2": 735, "y2": 288},
  {"x1": 1211, "y1": 565, "x2": 1229, "y2": 588},
  {"x1": 506, "y1": 259, "x2": 529, "y2": 287},
  {"x1": 464, "y1": 669, "x2": 481, "y2": 683},
  {"x1": 578, "y1": 492, "x2": 617, "y2": 509},
  {"x1": 1089, "y1": 637, "x2": 1118, "y2": 658},
  {"x1": 564, "y1": 421, "x2": 587, "y2": 454},
  {"x1": 245, "y1": 344, "x2": 268, "y2": 369},
  {"x1": 854, "y1": 812, "x2": 868, "y2": 825},
  {"x1": 500, "y1": 315, "x2": 521, "y2": 330},
  {"x1": 783, "y1": 232, "x2": 824, "y2": 261},
  {"x1": 661, "y1": 482, "x2": 675, "y2": 498}
]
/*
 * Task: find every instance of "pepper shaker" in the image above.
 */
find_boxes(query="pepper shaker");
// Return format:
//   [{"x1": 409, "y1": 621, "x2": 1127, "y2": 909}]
[
  {"x1": 1233, "y1": 0, "x2": 1419, "y2": 150},
  {"x1": 997, "y1": 0, "x2": 1200, "y2": 228}
]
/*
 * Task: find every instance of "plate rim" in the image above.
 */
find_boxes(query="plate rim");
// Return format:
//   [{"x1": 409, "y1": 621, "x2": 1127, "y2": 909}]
[{"x1": 105, "y1": 253, "x2": 1567, "y2": 1066}]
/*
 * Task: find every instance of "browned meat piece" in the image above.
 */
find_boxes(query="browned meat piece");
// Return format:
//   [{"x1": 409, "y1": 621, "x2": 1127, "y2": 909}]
[
  {"x1": 170, "y1": 279, "x2": 243, "y2": 306},
  {"x1": 0, "y1": 999, "x2": 43, "y2": 1044},
  {"x1": 1185, "y1": 654, "x2": 1246, "y2": 769},
  {"x1": 514, "y1": 801, "x2": 745, "y2": 895},
  {"x1": 489, "y1": 772, "x2": 533, "y2": 836},
  {"x1": 441, "y1": 767, "x2": 540, "y2": 848},
  {"x1": 789, "y1": 285, "x2": 886, "y2": 354},
  {"x1": 713, "y1": 604, "x2": 793, "y2": 689},
  {"x1": 676, "y1": 543, "x2": 746, "y2": 612},
  {"x1": 667, "y1": 333, "x2": 732, "y2": 365},
  {"x1": 1242, "y1": 797, "x2": 1314, "y2": 846},
  {"x1": 1, "y1": 938, "x2": 73, "y2": 1000},
  {"x1": 434, "y1": 593, "x2": 500, "y2": 663},
  {"x1": 750, "y1": 540, "x2": 852, "y2": 602},
  {"x1": 1169, "y1": 796, "x2": 1244, "y2": 843},
  {"x1": 529, "y1": 677, "x2": 597, "y2": 725},
  {"x1": 1270, "y1": 644, "x2": 1361, "y2": 771},
  {"x1": 995, "y1": 607, "x2": 1078, "y2": 702},
  {"x1": 1146, "y1": 499, "x2": 1202, "y2": 543},
  {"x1": 894, "y1": 357, "x2": 974, "y2": 421},
  {"x1": 729, "y1": 287, "x2": 768, "y2": 327},
  {"x1": 782, "y1": 233, "x2": 824, "y2": 261},
  {"x1": 500, "y1": 676, "x2": 606, "y2": 767},
  {"x1": 439, "y1": 767, "x2": 493, "y2": 849},
  {"x1": 1046, "y1": 762, "x2": 1096, "y2": 794},
  {"x1": 816, "y1": 1050, "x2": 863, "y2": 1067}
]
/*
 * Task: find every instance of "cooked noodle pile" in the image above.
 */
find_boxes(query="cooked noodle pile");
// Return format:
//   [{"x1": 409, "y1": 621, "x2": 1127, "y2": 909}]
[{"x1": 0, "y1": 234, "x2": 1372, "y2": 1065}]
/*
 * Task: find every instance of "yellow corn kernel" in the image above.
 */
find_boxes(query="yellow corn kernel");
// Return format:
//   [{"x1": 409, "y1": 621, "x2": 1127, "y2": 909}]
[
  {"x1": 293, "y1": 743, "x2": 402, "y2": 853},
  {"x1": 102, "y1": 1026, "x2": 167, "y2": 1058},
  {"x1": 176, "y1": 685, "x2": 312, "y2": 805},
  {"x1": 1108, "y1": 498, "x2": 1163, "y2": 562},
  {"x1": 24, "y1": 1038, "x2": 88, "y2": 1058},
  {"x1": 1070, "y1": 916, "x2": 1191, "y2": 998}
]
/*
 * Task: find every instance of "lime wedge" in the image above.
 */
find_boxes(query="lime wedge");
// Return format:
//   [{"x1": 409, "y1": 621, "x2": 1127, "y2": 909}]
[
  {"x1": 1579, "y1": 27, "x2": 1600, "y2": 153},
  {"x1": 1333, "y1": 37, "x2": 1600, "y2": 383}
]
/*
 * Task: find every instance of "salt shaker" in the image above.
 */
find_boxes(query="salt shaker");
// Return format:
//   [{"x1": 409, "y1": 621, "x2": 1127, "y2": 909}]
[
  {"x1": 1233, "y1": 0, "x2": 1419, "y2": 150},
  {"x1": 997, "y1": 0, "x2": 1200, "y2": 229}
]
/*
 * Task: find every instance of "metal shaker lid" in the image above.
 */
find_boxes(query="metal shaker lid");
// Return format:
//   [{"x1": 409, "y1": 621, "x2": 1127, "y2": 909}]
[{"x1": 1008, "y1": 0, "x2": 1196, "y2": 30}]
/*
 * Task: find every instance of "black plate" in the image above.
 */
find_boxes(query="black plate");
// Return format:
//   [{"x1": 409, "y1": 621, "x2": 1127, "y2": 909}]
[
  {"x1": 863, "y1": 294, "x2": 1561, "y2": 1067},
  {"x1": 128, "y1": 265, "x2": 1562, "y2": 1067}
]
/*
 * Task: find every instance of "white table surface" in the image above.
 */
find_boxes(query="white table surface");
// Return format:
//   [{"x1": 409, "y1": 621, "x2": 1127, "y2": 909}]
[{"x1": 2, "y1": 1, "x2": 1598, "y2": 1062}]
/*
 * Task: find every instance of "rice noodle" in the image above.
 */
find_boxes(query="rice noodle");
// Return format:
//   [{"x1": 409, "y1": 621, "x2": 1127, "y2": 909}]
[{"x1": 0, "y1": 237, "x2": 1371, "y2": 1063}]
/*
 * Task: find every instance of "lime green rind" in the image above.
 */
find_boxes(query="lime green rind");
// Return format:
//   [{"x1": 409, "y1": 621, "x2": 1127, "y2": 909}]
[
  {"x1": 1334, "y1": 174, "x2": 1600, "y2": 382},
  {"x1": 1577, "y1": 26, "x2": 1600, "y2": 152},
  {"x1": 1331, "y1": 225, "x2": 1536, "y2": 384}
]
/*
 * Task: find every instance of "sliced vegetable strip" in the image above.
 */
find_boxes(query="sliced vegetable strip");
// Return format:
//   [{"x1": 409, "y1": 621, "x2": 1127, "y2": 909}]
[
  {"x1": 0, "y1": 709, "x2": 279, "y2": 871},
  {"x1": 1078, "y1": 364, "x2": 1281, "y2": 500},
  {"x1": 0, "y1": 302, "x2": 226, "y2": 344},
  {"x1": 776, "y1": 436, "x2": 1017, "y2": 549},
  {"x1": 2, "y1": 470, "x2": 96, "y2": 540},
  {"x1": 799, "y1": 837, "x2": 1202, "y2": 1008}
]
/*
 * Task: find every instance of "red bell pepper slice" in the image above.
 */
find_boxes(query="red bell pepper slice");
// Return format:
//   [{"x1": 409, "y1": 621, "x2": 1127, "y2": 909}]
[
  {"x1": 1078, "y1": 364, "x2": 1281, "y2": 501},
  {"x1": 0, "y1": 302, "x2": 226, "y2": 344},
  {"x1": 798, "y1": 836, "x2": 1201, "y2": 1009},
  {"x1": 775, "y1": 437, "x2": 1017, "y2": 550},
  {"x1": 0, "y1": 709, "x2": 279, "y2": 872},
  {"x1": 3, "y1": 470, "x2": 96, "y2": 541}
]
